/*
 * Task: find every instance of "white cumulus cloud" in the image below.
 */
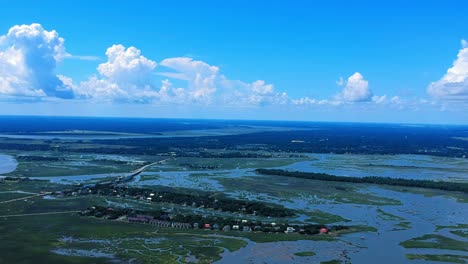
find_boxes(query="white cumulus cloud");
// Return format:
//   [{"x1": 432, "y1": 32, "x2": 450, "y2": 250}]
[
  {"x1": 372, "y1": 95, "x2": 387, "y2": 104},
  {"x1": 160, "y1": 57, "x2": 219, "y2": 102},
  {"x1": 97, "y1": 44, "x2": 156, "y2": 84},
  {"x1": 341, "y1": 72, "x2": 373, "y2": 102},
  {"x1": 251, "y1": 80, "x2": 274, "y2": 95},
  {"x1": 427, "y1": 40, "x2": 468, "y2": 100},
  {"x1": 0, "y1": 23, "x2": 72, "y2": 98},
  {"x1": 73, "y1": 44, "x2": 165, "y2": 101},
  {"x1": 2, "y1": 23, "x2": 441, "y2": 113},
  {"x1": 159, "y1": 57, "x2": 288, "y2": 106}
]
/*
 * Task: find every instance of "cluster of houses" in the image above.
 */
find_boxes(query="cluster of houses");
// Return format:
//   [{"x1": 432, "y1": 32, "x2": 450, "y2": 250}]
[
  {"x1": 126, "y1": 214, "x2": 254, "y2": 232},
  {"x1": 125, "y1": 214, "x2": 329, "y2": 235},
  {"x1": 80, "y1": 205, "x2": 337, "y2": 236},
  {"x1": 66, "y1": 183, "x2": 295, "y2": 218},
  {"x1": 128, "y1": 214, "x2": 192, "y2": 229}
]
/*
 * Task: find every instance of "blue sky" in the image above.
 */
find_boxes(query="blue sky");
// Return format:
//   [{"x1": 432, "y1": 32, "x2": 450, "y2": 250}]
[{"x1": 0, "y1": 0, "x2": 467, "y2": 124}]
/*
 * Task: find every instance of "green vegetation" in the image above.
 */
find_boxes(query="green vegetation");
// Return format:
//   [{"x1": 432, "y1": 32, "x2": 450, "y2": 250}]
[
  {"x1": 395, "y1": 221, "x2": 411, "y2": 229},
  {"x1": 435, "y1": 223, "x2": 468, "y2": 238},
  {"x1": 139, "y1": 174, "x2": 160, "y2": 181},
  {"x1": 173, "y1": 156, "x2": 306, "y2": 170},
  {"x1": 335, "y1": 225, "x2": 378, "y2": 234},
  {"x1": 0, "y1": 187, "x2": 246, "y2": 264},
  {"x1": 57, "y1": 232, "x2": 246, "y2": 264},
  {"x1": 451, "y1": 230, "x2": 468, "y2": 238},
  {"x1": 381, "y1": 185, "x2": 468, "y2": 203},
  {"x1": 256, "y1": 169, "x2": 468, "y2": 193},
  {"x1": 436, "y1": 223, "x2": 468, "y2": 231},
  {"x1": 1, "y1": 121, "x2": 467, "y2": 263},
  {"x1": 377, "y1": 208, "x2": 410, "y2": 229},
  {"x1": 400, "y1": 234, "x2": 468, "y2": 251},
  {"x1": 304, "y1": 210, "x2": 351, "y2": 224},
  {"x1": 294, "y1": 251, "x2": 316, "y2": 257},
  {"x1": 406, "y1": 254, "x2": 468, "y2": 263},
  {"x1": 4, "y1": 157, "x2": 137, "y2": 177},
  {"x1": 227, "y1": 231, "x2": 334, "y2": 243},
  {"x1": 79, "y1": 185, "x2": 296, "y2": 218},
  {"x1": 0, "y1": 180, "x2": 361, "y2": 263},
  {"x1": 321, "y1": 260, "x2": 342, "y2": 264},
  {"x1": 377, "y1": 208, "x2": 405, "y2": 221},
  {"x1": 0, "y1": 191, "x2": 34, "y2": 201},
  {"x1": 218, "y1": 176, "x2": 401, "y2": 206}
]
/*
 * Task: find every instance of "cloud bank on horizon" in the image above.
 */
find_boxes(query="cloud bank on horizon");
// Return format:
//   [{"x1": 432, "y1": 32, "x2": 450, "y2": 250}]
[{"x1": 0, "y1": 23, "x2": 467, "y2": 112}]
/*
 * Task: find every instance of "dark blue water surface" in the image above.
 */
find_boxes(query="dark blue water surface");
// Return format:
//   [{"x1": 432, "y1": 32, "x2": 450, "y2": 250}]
[{"x1": 0, "y1": 115, "x2": 467, "y2": 134}]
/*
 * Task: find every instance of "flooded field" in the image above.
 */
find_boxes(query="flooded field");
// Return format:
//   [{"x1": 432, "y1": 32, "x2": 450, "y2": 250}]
[
  {"x1": 282, "y1": 154, "x2": 468, "y2": 182},
  {"x1": 1, "y1": 150, "x2": 467, "y2": 263}
]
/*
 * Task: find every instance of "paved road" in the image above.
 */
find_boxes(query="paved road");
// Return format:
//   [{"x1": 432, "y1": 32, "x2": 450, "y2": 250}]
[
  {"x1": 0, "y1": 192, "x2": 51, "y2": 204},
  {"x1": 130, "y1": 158, "x2": 172, "y2": 176},
  {"x1": 117, "y1": 158, "x2": 172, "y2": 184},
  {"x1": 0, "y1": 210, "x2": 81, "y2": 218},
  {"x1": 0, "y1": 159, "x2": 172, "y2": 217}
]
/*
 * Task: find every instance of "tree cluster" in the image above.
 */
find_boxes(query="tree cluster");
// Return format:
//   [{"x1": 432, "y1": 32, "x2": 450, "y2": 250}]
[{"x1": 256, "y1": 169, "x2": 468, "y2": 193}]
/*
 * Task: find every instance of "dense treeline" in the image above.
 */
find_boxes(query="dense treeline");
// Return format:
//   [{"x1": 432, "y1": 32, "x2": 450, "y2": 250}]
[
  {"x1": 70, "y1": 185, "x2": 296, "y2": 218},
  {"x1": 1, "y1": 123, "x2": 467, "y2": 157},
  {"x1": 16, "y1": 155, "x2": 65, "y2": 162},
  {"x1": 81, "y1": 206, "x2": 348, "y2": 235},
  {"x1": 256, "y1": 169, "x2": 468, "y2": 193},
  {"x1": 0, "y1": 176, "x2": 38, "y2": 182}
]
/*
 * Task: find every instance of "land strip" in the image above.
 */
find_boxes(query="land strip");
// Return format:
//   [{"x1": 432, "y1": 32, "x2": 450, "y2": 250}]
[{"x1": 256, "y1": 169, "x2": 468, "y2": 193}]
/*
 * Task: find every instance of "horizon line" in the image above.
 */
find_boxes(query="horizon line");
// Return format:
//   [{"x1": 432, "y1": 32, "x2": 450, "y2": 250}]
[{"x1": 0, "y1": 114, "x2": 466, "y2": 127}]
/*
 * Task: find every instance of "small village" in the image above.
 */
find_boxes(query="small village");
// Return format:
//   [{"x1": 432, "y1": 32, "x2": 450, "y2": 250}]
[
  {"x1": 80, "y1": 206, "x2": 346, "y2": 236},
  {"x1": 57, "y1": 183, "x2": 296, "y2": 218}
]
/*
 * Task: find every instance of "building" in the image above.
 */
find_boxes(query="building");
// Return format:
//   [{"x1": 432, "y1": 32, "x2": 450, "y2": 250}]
[
  {"x1": 149, "y1": 220, "x2": 171, "y2": 227},
  {"x1": 128, "y1": 215, "x2": 153, "y2": 224},
  {"x1": 172, "y1": 222, "x2": 192, "y2": 229}
]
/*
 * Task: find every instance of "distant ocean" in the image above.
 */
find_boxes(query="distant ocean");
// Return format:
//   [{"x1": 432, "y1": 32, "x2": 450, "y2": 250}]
[{"x1": 0, "y1": 115, "x2": 465, "y2": 134}]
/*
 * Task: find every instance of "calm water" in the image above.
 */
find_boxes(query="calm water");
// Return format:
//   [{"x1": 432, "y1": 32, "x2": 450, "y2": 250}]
[
  {"x1": 217, "y1": 186, "x2": 468, "y2": 264},
  {"x1": 0, "y1": 154, "x2": 17, "y2": 174},
  {"x1": 4, "y1": 149, "x2": 467, "y2": 263},
  {"x1": 281, "y1": 153, "x2": 468, "y2": 182}
]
